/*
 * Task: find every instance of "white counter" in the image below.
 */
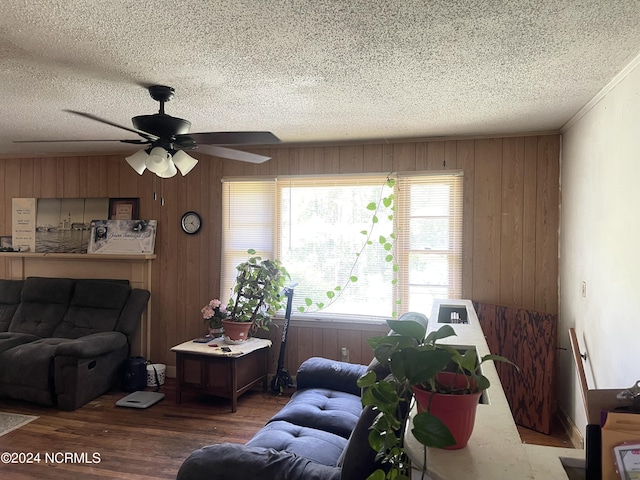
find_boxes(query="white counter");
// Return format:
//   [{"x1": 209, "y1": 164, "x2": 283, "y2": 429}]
[{"x1": 405, "y1": 299, "x2": 585, "y2": 480}]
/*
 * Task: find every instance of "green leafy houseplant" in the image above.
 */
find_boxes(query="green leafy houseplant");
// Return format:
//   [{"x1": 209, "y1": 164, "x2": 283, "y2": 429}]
[
  {"x1": 226, "y1": 249, "x2": 291, "y2": 335},
  {"x1": 357, "y1": 317, "x2": 517, "y2": 480}
]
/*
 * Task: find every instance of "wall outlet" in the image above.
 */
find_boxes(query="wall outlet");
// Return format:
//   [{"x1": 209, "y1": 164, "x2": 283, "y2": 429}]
[
  {"x1": 340, "y1": 347, "x2": 350, "y2": 362},
  {"x1": 581, "y1": 281, "x2": 587, "y2": 298}
]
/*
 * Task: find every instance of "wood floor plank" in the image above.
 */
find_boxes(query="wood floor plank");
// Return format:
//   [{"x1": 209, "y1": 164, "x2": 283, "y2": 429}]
[{"x1": 0, "y1": 379, "x2": 291, "y2": 479}]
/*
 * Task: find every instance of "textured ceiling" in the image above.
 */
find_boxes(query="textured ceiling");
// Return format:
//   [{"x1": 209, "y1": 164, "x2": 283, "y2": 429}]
[{"x1": 1, "y1": 0, "x2": 640, "y2": 157}]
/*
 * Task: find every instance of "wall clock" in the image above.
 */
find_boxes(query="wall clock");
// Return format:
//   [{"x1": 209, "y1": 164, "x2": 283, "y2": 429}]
[{"x1": 180, "y1": 211, "x2": 202, "y2": 235}]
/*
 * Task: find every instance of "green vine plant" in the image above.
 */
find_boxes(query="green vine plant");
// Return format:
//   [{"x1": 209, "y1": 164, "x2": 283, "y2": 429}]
[{"x1": 296, "y1": 175, "x2": 400, "y2": 317}]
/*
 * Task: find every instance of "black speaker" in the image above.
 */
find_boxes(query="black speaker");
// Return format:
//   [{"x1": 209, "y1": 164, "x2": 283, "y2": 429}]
[{"x1": 122, "y1": 356, "x2": 147, "y2": 392}]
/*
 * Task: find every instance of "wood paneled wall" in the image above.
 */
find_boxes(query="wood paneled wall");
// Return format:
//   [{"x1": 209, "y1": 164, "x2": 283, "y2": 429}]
[{"x1": 0, "y1": 134, "x2": 559, "y2": 374}]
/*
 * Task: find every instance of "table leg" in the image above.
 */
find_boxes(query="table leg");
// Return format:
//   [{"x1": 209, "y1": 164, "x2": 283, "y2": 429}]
[
  {"x1": 175, "y1": 354, "x2": 183, "y2": 404},
  {"x1": 262, "y1": 348, "x2": 268, "y2": 391},
  {"x1": 230, "y1": 358, "x2": 238, "y2": 413}
]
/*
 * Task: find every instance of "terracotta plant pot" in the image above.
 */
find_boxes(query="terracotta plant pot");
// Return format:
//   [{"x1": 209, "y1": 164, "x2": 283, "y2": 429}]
[
  {"x1": 221, "y1": 320, "x2": 252, "y2": 344},
  {"x1": 412, "y1": 371, "x2": 482, "y2": 449}
]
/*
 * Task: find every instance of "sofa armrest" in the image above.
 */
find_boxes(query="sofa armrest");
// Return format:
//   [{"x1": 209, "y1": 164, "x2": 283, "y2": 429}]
[
  {"x1": 177, "y1": 443, "x2": 340, "y2": 480},
  {"x1": 115, "y1": 288, "x2": 151, "y2": 341},
  {"x1": 296, "y1": 357, "x2": 368, "y2": 396},
  {"x1": 54, "y1": 331, "x2": 127, "y2": 358}
]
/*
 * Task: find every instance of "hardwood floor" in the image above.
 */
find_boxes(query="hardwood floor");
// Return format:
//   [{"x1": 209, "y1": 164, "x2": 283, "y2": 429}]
[
  {"x1": 0, "y1": 379, "x2": 575, "y2": 479},
  {"x1": 0, "y1": 379, "x2": 291, "y2": 479},
  {"x1": 517, "y1": 414, "x2": 576, "y2": 448}
]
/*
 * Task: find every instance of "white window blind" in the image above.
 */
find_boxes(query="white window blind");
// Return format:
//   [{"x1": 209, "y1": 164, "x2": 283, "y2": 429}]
[
  {"x1": 221, "y1": 172, "x2": 463, "y2": 320},
  {"x1": 395, "y1": 173, "x2": 463, "y2": 316},
  {"x1": 220, "y1": 179, "x2": 276, "y2": 303}
]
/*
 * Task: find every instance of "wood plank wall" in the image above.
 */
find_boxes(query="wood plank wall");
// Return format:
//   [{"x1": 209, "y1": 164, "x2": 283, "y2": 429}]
[{"x1": 0, "y1": 134, "x2": 559, "y2": 374}]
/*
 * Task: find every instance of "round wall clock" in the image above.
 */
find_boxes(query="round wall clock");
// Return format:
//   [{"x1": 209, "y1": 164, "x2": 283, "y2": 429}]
[{"x1": 180, "y1": 211, "x2": 202, "y2": 235}]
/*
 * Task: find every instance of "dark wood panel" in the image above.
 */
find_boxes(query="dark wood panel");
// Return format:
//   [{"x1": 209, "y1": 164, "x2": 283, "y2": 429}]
[
  {"x1": 472, "y1": 138, "x2": 503, "y2": 303},
  {"x1": 500, "y1": 137, "x2": 525, "y2": 306},
  {"x1": 474, "y1": 301, "x2": 557, "y2": 434},
  {"x1": 0, "y1": 134, "x2": 560, "y2": 374},
  {"x1": 427, "y1": 140, "x2": 445, "y2": 170},
  {"x1": 459, "y1": 139, "x2": 476, "y2": 299},
  {"x1": 522, "y1": 137, "x2": 539, "y2": 311},
  {"x1": 535, "y1": 135, "x2": 560, "y2": 313}
]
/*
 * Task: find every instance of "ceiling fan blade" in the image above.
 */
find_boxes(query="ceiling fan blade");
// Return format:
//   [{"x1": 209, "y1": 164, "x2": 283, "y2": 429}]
[
  {"x1": 196, "y1": 145, "x2": 272, "y2": 164},
  {"x1": 181, "y1": 131, "x2": 280, "y2": 145},
  {"x1": 14, "y1": 139, "x2": 148, "y2": 144},
  {"x1": 64, "y1": 110, "x2": 159, "y2": 142}
]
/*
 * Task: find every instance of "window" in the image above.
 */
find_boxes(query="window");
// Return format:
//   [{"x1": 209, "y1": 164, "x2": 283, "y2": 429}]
[{"x1": 221, "y1": 172, "x2": 463, "y2": 320}]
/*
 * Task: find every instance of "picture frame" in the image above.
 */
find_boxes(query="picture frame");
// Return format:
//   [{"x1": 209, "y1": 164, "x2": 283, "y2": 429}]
[
  {"x1": 0, "y1": 236, "x2": 13, "y2": 249},
  {"x1": 108, "y1": 198, "x2": 140, "y2": 221}
]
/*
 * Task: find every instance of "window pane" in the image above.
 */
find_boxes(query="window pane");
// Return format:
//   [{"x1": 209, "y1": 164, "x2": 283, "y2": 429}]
[
  {"x1": 279, "y1": 181, "x2": 394, "y2": 317},
  {"x1": 410, "y1": 184, "x2": 451, "y2": 216},
  {"x1": 408, "y1": 285, "x2": 450, "y2": 318},
  {"x1": 408, "y1": 253, "x2": 450, "y2": 286},
  {"x1": 409, "y1": 218, "x2": 450, "y2": 250}
]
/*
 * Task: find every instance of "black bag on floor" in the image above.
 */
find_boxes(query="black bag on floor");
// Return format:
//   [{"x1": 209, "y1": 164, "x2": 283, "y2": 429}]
[{"x1": 122, "y1": 356, "x2": 147, "y2": 392}]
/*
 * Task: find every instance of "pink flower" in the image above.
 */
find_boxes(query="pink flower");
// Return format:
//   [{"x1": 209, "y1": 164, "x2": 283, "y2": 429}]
[{"x1": 202, "y1": 299, "x2": 228, "y2": 322}]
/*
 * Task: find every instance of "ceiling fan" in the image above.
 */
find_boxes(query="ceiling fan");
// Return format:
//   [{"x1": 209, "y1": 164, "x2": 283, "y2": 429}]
[{"x1": 15, "y1": 85, "x2": 280, "y2": 177}]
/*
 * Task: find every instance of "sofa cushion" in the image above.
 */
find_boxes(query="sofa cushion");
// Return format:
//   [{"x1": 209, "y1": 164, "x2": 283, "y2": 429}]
[
  {"x1": 0, "y1": 332, "x2": 40, "y2": 354},
  {"x1": 246, "y1": 420, "x2": 347, "y2": 467},
  {"x1": 0, "y1": 338, "x2": 72, "y2": 405},
  {"x1": 53, "y1": 280, "x2": 131, "y2": 338},
  {"x1": 0, "y1": 280, "x2": 24, "y2": 332},
  {"x1": 8, "y1": 278, "x2": 74, "y2": 336},
  {"x1": 296, "y1": 357, "x2": 367, "y2": 396},
  {"x1": 269, "y1": 388, "x2": 362, "y2": 439},
  {"x1": 177, "y1": 443, "x2": 341, "y2": 480}
]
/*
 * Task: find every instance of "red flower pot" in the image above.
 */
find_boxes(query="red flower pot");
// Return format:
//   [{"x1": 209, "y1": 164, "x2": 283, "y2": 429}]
[
  {"x1": 221, "y1": 320, "x2": 252, "y2": 343},
  {"x1": 412, "y1": 371, "x2": 482, "y2": 449}
]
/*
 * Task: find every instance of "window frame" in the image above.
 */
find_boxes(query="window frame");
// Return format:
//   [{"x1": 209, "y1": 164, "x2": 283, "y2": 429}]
[{"x1": 221, "y1": 171, "x2": 463, "y2": 322}]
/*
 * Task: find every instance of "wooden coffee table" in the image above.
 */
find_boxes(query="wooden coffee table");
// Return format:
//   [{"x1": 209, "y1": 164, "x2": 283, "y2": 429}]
[{"x1": 171, "y1": 337, "x2": 271, "y2": 412}]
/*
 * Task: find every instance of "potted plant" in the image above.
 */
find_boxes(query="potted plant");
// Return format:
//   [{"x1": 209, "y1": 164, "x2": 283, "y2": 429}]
[
  {"x1": 201, "y1": 299, "x2": 228, "y2": 337},
  {"x1": 357, "y1": 318, "x2": 517, "y2": 480},
  {"x1": 224, "y1": 249, "x2": 291, "y2": 343}
]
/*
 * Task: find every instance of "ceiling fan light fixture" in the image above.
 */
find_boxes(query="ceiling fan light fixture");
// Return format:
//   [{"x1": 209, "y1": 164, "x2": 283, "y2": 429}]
[
  {"x1": 125, "y1": 149, "x2": 149, "y2": 175},
  {"x1": 145, "y1": 146, "x2": 172, "y2": 174},
  {"x1": 157, "y1": 159, "x2": 178, "y2": 178},
  {"x1": 172, "y1": 150, "x2": 198, "y2": 176}
]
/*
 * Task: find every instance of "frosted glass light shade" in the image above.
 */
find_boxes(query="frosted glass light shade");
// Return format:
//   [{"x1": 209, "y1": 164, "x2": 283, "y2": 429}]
[
  {"x1": 157, "y1": 159, "x2": 178, "y2": 178},
  {"x1": 125, "y1": 149, "x2": 149, "y2": 175},
  {"x1": 145, "y1": 147, "x2": 171, "y2": 174},
  {"x1": 172, "y1": 150, "x2": 198, "y2": 176}
]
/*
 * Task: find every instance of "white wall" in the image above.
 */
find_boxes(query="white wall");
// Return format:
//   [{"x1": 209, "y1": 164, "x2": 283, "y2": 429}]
[{"x1": 559, "y1": 55, "x2": 640, "y2": 438}]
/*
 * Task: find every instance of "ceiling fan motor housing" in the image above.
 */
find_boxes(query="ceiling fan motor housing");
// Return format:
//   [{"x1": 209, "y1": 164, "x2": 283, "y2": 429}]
[{"x1": 132, "y1": 114, "x2": 192, "y2": 139}]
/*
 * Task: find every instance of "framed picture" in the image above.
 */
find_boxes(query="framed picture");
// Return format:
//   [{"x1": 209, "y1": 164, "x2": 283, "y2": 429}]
[
  {"x1": 109, "y1": 198, "x2": 140, "y2": 221},
  {"x1": 88, "y1": 220, "x2": 157, "y2": 255},
  {"x1": 0, "y1": 236, "x2": 13, "y2": 249}
]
